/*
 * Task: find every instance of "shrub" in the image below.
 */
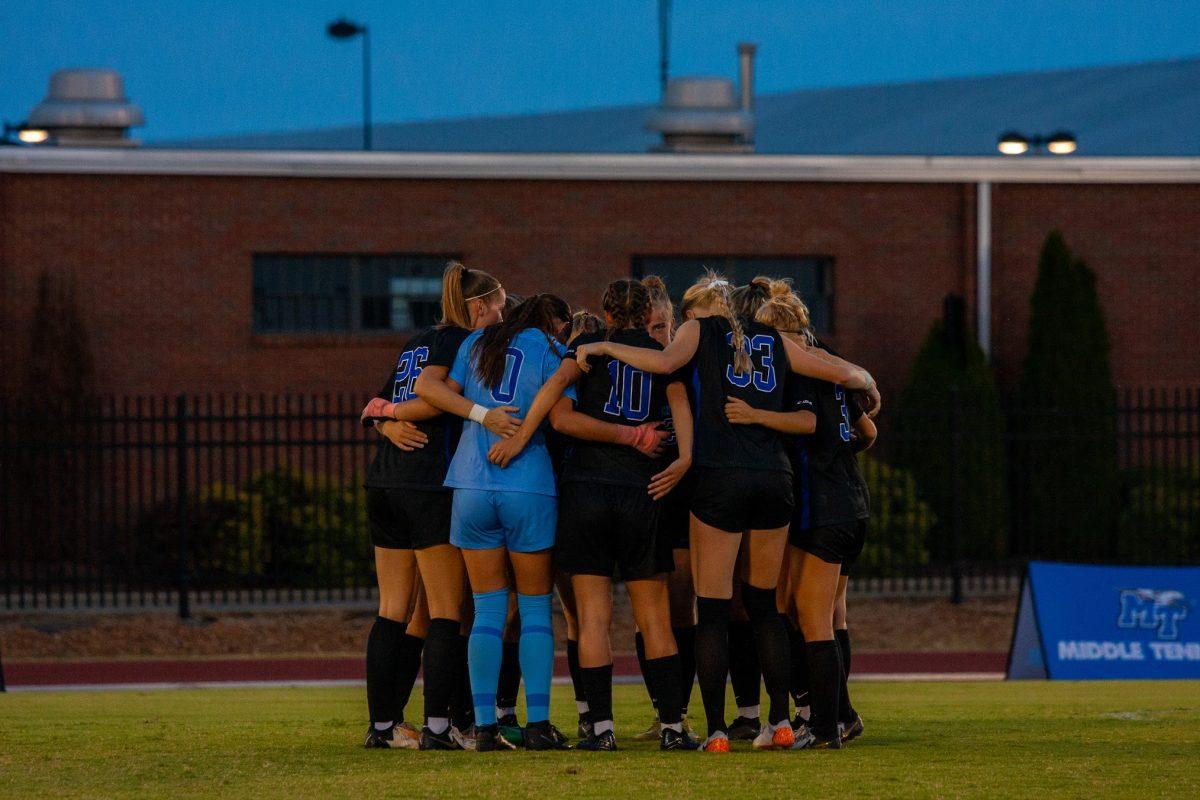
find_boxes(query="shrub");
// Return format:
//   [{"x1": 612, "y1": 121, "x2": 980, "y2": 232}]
[
  {"x1": 894, "y1": 300, "x2": 1008, "y2": 561},
  {"x1": 128, "y1": 467, "x2": 373, "y2": 590},
  {"x1": 856, "y1": 457, "x2": 936, "y2": 576},
  {"x1": 1014, "y1": 230, "x2": 1120, "y2": 559},
  {"x1": 1117, "y1": 466, "x2": 1200, "y2": 565}
]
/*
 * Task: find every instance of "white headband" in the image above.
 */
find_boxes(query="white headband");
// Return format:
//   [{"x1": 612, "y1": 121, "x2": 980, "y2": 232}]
[{"x1": 466, "y1": 284, "x2": 503, "y2": 302}]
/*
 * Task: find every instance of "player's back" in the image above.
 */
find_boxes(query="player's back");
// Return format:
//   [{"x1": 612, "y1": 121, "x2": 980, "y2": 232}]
[{"x1": 445, "y1": 327, "x2": 566, "y2": 496}]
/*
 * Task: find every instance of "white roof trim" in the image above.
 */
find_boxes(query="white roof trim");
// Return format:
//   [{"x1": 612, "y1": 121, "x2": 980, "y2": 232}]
[{"x1": 2, "y1": 148, "x2": 1199, "y2": 183}]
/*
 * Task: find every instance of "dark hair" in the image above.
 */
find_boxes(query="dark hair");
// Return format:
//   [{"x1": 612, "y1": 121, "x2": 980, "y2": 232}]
[
  {"x1": 472, "y1": 293, "x2": 571, "y2": 390},
  {"x1": 440, "y1": 261, "x2": 502, "y2": 328},
  {"x1": 502, "y1": 292, "x2": 524, "y2": 314},
  {"x1": 568, "y1": 310, "x2": 605, "y2": 344},
  {"x1": 642, "y1": 275, "x2": 674, "y2": 320},
  {"x1": 601, "y1": 279, "x2": 651, "y2": 340}
]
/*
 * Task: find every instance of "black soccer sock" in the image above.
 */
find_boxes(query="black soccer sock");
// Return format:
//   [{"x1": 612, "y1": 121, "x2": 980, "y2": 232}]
[
  {"x1": 580, "y1": 664, "x2": 614, "y2": 732},
  {"x1": 366, "y1": 616, "x2": 406, "y2": 724},
  {"x1": 396, "y1": 630, "x2": 425, "y2": 721},
  {"x1": 727, "y1": 619, "x2": 761, "y2": 712},
  {"x1": 742, "y1": 584, "x2": 793, "y2": 726},
  {"x1": 566, "y1": 638, "x2": 588, "y2": 715},
  {"x1": 634, "y1": 631, "x2": 656, "y2": 709},
  {"x1": 805, "y1": 639, "x2": 842, "y2": 742},
  {"x1": 835, "y1": 634, "x2": 856, "y2": 725},
  {"x1": 695, "y1": 596, "x2": 732, "y2": 736},
  {"x1": 449, "y1": 633, "x2": 475, "y2": 729},
  {"x1": 643, "y1": 654, "x2": 684, "y2": 726},
  {"x1": 673, "y1": 625, "x2": 696, "y2": 716},
  {"x1": 788, "y1": 623, "x2": 810, "y2": 711},
  {"x1": 835, "y1": 627, "x2": 852, "y2": 677},
  {"x1": 422, "y1": 618, "x2": 459, "y2": 725},
  {"x1": 496, "y1": 639, "x2": 522, "y2": 712}
]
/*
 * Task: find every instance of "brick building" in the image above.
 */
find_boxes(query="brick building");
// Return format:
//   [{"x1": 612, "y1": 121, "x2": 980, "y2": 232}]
[{"x1": 1, "y1": 149, "x2": 1197, "y2": 399}]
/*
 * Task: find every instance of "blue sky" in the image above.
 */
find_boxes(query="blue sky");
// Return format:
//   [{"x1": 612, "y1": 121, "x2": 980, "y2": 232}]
[{"x1": 2, "y1": 0, "x2": 1198, "y2": 141}]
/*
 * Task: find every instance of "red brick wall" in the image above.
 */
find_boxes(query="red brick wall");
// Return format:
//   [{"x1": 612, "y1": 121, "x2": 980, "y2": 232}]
[
  {"x1": 989, "y1": 183, "x2": 1200, "y2": 389},
  {"x1": 1, "y1": 172, "x2": 1195, "y2": 400}
]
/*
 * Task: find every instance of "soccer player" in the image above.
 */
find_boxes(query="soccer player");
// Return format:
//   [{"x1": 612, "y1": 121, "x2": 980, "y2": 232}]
[
  {"x1": 358, "y1": 261, "x2": 508, "y2": 749},
  {"x1": 633, "y1": 276, "x2": 699, "y2": 741},
  {"x1": 754, "y1": 292, "x2": 877, "y2": 749},
  {"x1": 533, "y1": 279, "x2": 697, "y2": 751},
  {"x1": 414, "y1": 293, "x2": 575, "y2": 751},
  {"x1": 574, "y1": 274, "x2": 879, "y2": 752}
]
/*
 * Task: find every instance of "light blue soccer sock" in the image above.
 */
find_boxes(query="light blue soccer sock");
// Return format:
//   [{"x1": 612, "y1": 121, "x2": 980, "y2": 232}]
[
  {"x1": 517, "y1": 592, "x2": 555, "y2": 724},
  {"x1": 469, "y1": 588, "x2": 508, "y2": 726}
]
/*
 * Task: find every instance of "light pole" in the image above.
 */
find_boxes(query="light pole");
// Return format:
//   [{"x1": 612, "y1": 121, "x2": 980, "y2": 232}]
[
  {"x1": 997, "y1": 130, "x2": 1077, "y2": 156},
  {"x1": 328, "y1": 18, "x2": 372, "y2": 151}
]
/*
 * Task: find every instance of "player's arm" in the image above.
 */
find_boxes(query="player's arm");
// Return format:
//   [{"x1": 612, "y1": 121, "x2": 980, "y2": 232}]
[
  {"x1": 414, "y1": 368, "x2": 520, "y2": 438},
  {"x1": 724, "y1": 397, "x2": 816, "y2": 434},
  {"x1": 575, "y1": 319, "x2": 700, "y2": 375},
  {"x1": 851, "y1": 408, "x2": 877, "y2": 453},
  {"x1": 648, "y1": 382, "x2": 693, "y2": 500},
  {"x1": 548, "y1": 397, "x2": 669, "y2": 456},
  {"x1": 779, "y1": 336, "x2": 880, "y2": 415},
  {"x1": 487, "y1": 359, "x2": 578, "y2": 467}
]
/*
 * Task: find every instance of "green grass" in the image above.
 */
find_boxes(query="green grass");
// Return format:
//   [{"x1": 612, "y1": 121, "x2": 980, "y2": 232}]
[{"x1": 2, "y1": 682, "x2": 1199, "y2": 799}]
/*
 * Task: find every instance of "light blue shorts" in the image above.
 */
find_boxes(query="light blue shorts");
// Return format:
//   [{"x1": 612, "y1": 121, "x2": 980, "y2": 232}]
[{"x1": 450, "y1": 489, "x2": 557, "y2": 553}]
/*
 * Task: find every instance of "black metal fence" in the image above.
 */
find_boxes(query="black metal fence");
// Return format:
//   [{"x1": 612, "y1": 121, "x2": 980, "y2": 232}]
[{"x1": 1, "y1": 389, "x2": 1196, "y2": 613}]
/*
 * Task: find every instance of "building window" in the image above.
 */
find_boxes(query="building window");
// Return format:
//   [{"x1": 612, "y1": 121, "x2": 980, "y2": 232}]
[
  {"x1": 632, "y1": 256, "x2": 835, "y2": 334},
  {"x1": 253, "y1": 254, "x2": 456, "y2": 334}
]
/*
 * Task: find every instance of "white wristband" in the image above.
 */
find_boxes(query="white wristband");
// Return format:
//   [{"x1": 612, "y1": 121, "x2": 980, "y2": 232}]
[{"x1": 468, "y1": 403, "x2": 488, "y2": 424}]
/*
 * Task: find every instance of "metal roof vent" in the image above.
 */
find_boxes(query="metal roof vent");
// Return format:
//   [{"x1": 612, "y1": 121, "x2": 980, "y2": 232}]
[
  {"x1": 646, "y1": 43, "x2": 756, "y2": 153},
  {"x1": 26, "y1": 69, "x2": 145, "y2": 147}
]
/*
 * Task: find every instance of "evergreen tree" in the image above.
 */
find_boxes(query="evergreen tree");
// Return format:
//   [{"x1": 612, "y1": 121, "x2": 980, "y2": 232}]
[
  {"x1": 895, "y1": 296, "x2": 1008, "y2": 562},
  {"x1": 1015, "y1": 230, "x2": 1119, "y2": 559}
]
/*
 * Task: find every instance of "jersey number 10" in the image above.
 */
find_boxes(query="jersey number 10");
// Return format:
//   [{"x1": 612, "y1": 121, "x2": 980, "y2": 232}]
[{"x1": 603, "y1": 361, "x2": 651, "y2": 422}]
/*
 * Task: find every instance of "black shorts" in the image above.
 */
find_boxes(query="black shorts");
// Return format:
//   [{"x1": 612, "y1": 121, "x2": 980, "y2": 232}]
[
  {"x1": 658, "y1": 471, "x2": 696, "y2": 550},
  {"x1": 790, "y1": 519, "x2": 867, "y2": 573},
  {"x1": 556, "y1": 482, "x2": 673, "y2": 580},
  {"x1": 366, "y1": 486, "x2": 452, "y2": 550},
  {"x1": 690, "y1": 467, "x2": 794, "y2": 533}
]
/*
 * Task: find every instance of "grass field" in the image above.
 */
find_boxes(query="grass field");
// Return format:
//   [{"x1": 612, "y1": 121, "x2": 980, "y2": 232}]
[{"x1": 2, "y1": 682, "x2": 1199, "y2": 799}]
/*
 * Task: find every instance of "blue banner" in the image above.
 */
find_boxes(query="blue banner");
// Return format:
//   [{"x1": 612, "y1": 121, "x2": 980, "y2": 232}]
[{"x1": 1008, "y1": 561, "x2": 1199, "y2": 680}]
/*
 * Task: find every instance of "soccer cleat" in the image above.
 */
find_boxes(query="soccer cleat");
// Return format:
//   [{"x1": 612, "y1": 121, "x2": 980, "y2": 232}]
[
  {"x1": 396, "y1": 721, "x2": 421, "y2": 744},
  {"x1": 577, "y1": 715, "x2": 594, "y2": 739},
  {"x1": 364, "y1": 723, "x2": 419, "y2": 749},
  {"x1": 475, "y1": 723, "x2": 519, "y2": 752},
  {"x1": 751, "y1": 722, "x2": 795, "y2": 750},
  {"x1": 841, "y1": 713, "x2": 864, "y2": 743},
  {"x1": 700, "y1": 732, "x2": 731, "y2": 753},
  {"x1": 793, "y1": 725, "x2": 842, "y2": 750},
  {"x1": 418, "y1": 725, "x2": 462, "y2": 750},
  {"x1": 524, "y1": 722, "x2": 572, "y2": 750},
  {"x1": 727, "y1": 715, "x2": 762, "y2": 740},
  {"x1": 576, "y1": 729, "x2": 619, "y2": 751},
  {"x1": 791, "y1": 725, "x2": 816, "y2": 750},
  {"x1": 451, "y1": 725, "x2": 477, "y2": 751},
  {"x1": 632, "y1": 717, "x2": 661, "y2": 741},
  {"x1": 660, "y1": 726, "x2": 700, "y2": 751},
  {"x1": 680, "y1": 716, "x2": 698, "y2": 739},
  {"x1": 497, "y1": 713, "x2": 524, "y2": 745}
]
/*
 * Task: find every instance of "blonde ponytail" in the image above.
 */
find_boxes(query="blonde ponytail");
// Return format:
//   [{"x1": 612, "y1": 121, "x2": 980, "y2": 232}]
[
  {"x1": 682, "y1": 271, "x2": 752, "y2": 376},
  {"x1": 439, "y1": 261, "x2": 501, "y2": 329}
]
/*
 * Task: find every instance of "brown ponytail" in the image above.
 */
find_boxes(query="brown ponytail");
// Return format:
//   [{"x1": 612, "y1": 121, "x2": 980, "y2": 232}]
[
  {"x1": 601, "y1": 278, "x2": 651, "y2": 340},
  {"x1": 681, "y1": 271, "x2": 752, "y2": 375},
  {"x1": 440, "y1": 261, "x2": 502, "y2": 329},
  {"x1": 755, "y1": 288, "x2": 816, "y2": 345},
  {"x1": 567, "y1": 310, "x2": 605, "y2": 344},
  {"x1": 472, "y1": 293, "x2": 571, "y2": 390}
]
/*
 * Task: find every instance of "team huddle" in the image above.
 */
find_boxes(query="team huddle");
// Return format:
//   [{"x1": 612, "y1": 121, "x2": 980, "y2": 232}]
[{"x1": 359, "y1": 262, "x2": 878, "y2": 753}]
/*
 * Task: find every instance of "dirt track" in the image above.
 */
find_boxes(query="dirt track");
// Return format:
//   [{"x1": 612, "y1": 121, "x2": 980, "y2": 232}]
[{"x1": 1, "y1": 595, "x2": 1016, "y2": 660}]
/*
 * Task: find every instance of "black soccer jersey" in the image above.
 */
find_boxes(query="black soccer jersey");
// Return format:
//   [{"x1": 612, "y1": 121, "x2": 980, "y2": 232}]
[
  {"x1": 363, "y1": 324, "x2": 471, "y2": 491},
  {"x1": 560, "y1": 328, "x2": 683, "y2": 488},
  {"x1": 788, "y1": 343, "x2": 870, "y2": 529},
  {"x1": 691, "y1": 315, "x2": 792, "y2": 473}
]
